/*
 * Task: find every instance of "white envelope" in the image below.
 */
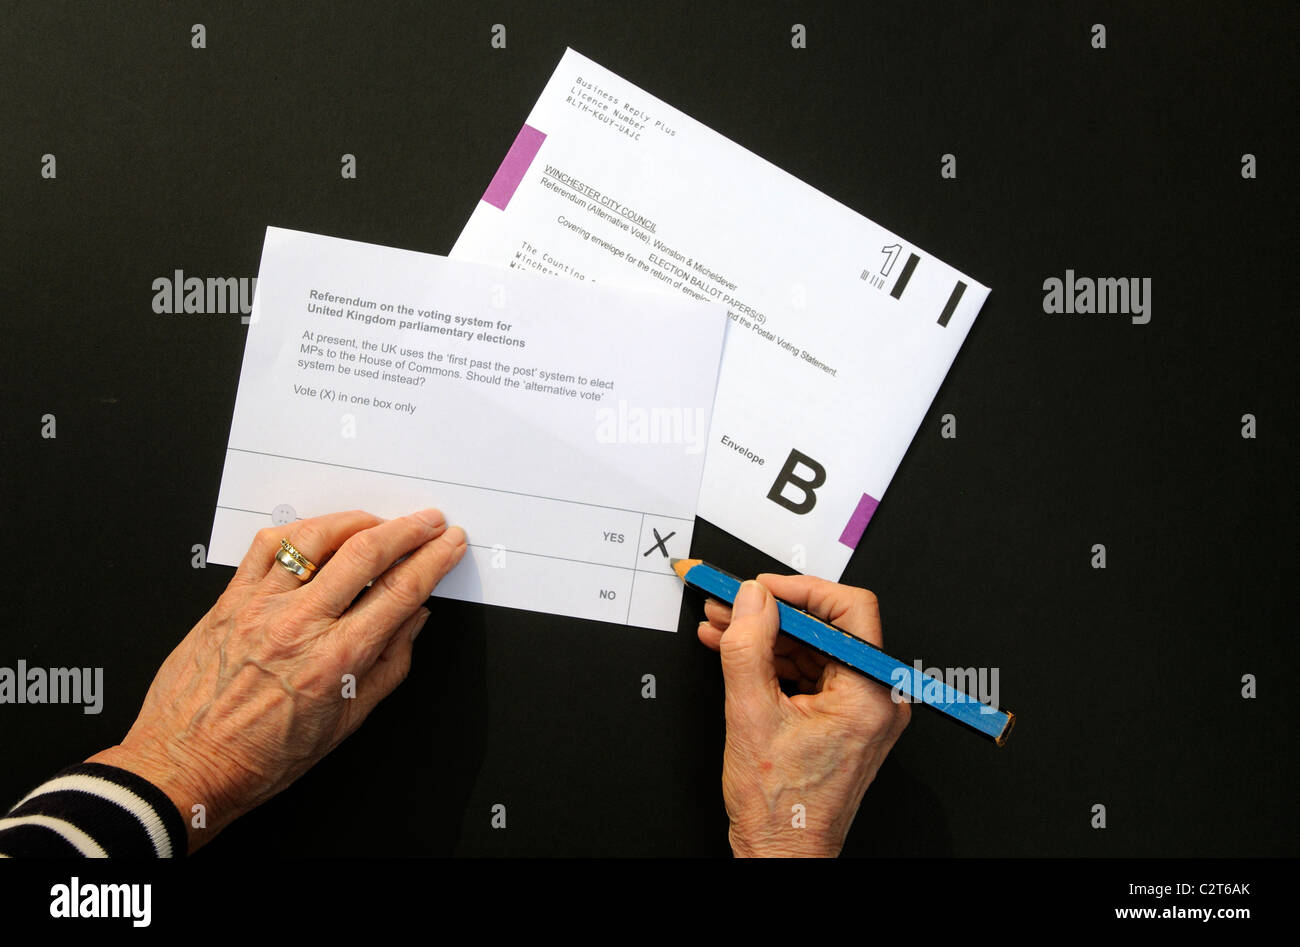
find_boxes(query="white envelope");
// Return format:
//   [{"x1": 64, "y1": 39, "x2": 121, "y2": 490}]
[{"x1": 452, "y1": 48, "x2": 990, "y2": 579}]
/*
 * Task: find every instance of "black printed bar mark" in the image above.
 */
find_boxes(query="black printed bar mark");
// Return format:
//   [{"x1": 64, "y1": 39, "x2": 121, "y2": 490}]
[
  {"x1": 937, "y1": 281, "x2": 966, "y2": 327},
  {"x1": 890, "y1": 253, "x2": 919, "y2": 299}
]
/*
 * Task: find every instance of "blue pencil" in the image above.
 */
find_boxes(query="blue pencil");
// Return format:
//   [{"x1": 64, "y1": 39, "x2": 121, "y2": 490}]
[{"x1": 672, "y1": 558, "x2": 1015, "y2": 746}]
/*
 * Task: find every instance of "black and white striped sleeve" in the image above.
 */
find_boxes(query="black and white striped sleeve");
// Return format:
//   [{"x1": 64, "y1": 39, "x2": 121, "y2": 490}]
[{"x1": 0, "y1": 763, "x2": 188, "y2": 858}]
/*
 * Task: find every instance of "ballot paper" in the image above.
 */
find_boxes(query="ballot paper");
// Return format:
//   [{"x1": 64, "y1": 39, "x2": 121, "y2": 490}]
[
  {"x1": 209, "y1": 227, "x2": 726, "y2": 632},
  {"x1": 452, "y1": 49, "x2": 990, "y2": 579}
]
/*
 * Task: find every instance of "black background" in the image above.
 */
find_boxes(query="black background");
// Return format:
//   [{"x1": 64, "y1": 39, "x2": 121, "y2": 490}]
[{"x1": 1, "y1": 1, "x2": 1294, "y2": 858}]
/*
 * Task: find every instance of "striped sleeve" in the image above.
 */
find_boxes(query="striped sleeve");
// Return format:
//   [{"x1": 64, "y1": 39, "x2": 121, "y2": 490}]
[{"x1": 0, "y1": 763, "x2": 188, "y2": 858}]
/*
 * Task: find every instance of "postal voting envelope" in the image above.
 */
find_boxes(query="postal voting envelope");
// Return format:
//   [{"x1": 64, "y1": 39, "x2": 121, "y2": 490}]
[{"x1": 451, "y1": 48, "x2": 990, "y2": 579}]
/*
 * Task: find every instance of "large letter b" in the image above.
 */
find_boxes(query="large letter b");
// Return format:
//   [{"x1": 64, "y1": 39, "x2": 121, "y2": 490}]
[{"x1": 767, "y1": 449, "x2": 826, "y2": 515}]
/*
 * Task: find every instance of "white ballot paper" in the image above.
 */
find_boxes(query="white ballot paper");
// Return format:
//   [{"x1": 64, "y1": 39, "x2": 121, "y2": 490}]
[
  {"x1": 452, "y1": 49, "x2": 990, "y2": 579},
  {"x1": 210, "y1": 227, "x2": 726, "y2": 632}
]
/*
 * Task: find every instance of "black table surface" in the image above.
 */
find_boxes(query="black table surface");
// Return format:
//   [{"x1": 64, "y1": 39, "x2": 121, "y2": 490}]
[{"x1": 1, "y1": 0, "x2": 1293, "y2": 857}]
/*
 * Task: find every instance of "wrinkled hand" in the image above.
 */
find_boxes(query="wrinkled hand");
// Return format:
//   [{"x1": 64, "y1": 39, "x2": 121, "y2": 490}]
[
  {"x1": 89, "y1": 508, "x2": 467, "y2": 852},
  {"x1": 697, "y1": 574, "x2": 910, "y2": 857}
]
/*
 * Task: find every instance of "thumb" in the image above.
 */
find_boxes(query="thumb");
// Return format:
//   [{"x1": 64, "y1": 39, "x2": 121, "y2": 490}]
[{"x1": 718, "y1": 580, "x2": 780, "y2": 710}]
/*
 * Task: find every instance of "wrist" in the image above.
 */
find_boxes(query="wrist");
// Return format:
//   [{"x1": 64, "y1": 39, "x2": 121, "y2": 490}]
[
  {"x1": 727, "y1": 817, "x2": 842, "y2": 858},
  {"x1": 86, "y1": 741, "x2": 233, "y2": 853}
]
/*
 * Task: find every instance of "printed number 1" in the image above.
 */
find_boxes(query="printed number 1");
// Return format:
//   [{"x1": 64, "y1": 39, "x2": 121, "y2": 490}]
[{"x1": 879, "y1": 244, "x2": 901, "y2": 277}]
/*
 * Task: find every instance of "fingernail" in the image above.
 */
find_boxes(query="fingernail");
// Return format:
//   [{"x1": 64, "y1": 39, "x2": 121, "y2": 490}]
[
  {"x1": 413, "y1": 508, "x2": 445, "y2": 529},
  {"x1": 444, "y1": 525, "x2": 467, "y2": 546},
  {"x1": 733, "y1": 580, "x2": 766, "y2": 617},
  {"x1": 410, "y1": 608, "x2": 431, "y2": 642}
]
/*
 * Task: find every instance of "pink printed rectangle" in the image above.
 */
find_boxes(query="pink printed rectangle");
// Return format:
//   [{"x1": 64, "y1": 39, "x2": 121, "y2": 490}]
[
  {"x1": 482, "y1": 124, "x2": 546, "y2": 210},
  {"x1": 838, "y1": 493, "x2": 879, "y2": 549}
]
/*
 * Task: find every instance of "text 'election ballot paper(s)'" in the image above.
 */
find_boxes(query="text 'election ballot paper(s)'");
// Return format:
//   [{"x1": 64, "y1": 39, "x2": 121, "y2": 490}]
[
  {"x1": 452, "y1": 48, "x2": 990, "y2": 580},
  {"x1": 209, "y1": 227, "x2": 727, "y2": 632}
]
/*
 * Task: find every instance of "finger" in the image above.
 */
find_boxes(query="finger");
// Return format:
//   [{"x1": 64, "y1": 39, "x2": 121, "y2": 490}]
[
  {"x1": 701, "y1": 620, "x2": 815, "y2": 688},
  {"x1": 260, "y1": 510, "x2": 385, "y2": 593},
  {"x1": 351, "y1": 608, "x2": 427, "y2": 720},
  {"x1": 755, "y1": 572, "x2": 884, "y2": 647},
  {"x1": 706, "y1": 598, "x2": 838, "y2": 660},
  {"x1": 703, "y1": 596, "x2": 826, "y2": 662},
  {"x1": 697, "y1": 620, "x2": 722, "y2": 651},
  {"x1": 789, "y1": 643, "x2": 830, "y2": 683},
  {"x1": 231, "y1": 526, "x2": 291, "y2": 590},
  {"x1": 785, "y1": 666, "x2": 816, "y2": 697},
  {"x1": 337, "y1": 524, "x2": 468, "y2": 660},
  {"x1": 703, "y1": 597, "x2": 732, "y2": 630},
  {"x1": 791, "y1": 659, "x2": 912, "y2": 735},
  {"x1": 708, "y1": 585, "x2": 833, "y2": 676},
  {"x1": 302, "y1": 509, "x2": 450, "y2": 617},
  {"x1": 718, "y1": 580, "x2": 782, "y2": 713}
]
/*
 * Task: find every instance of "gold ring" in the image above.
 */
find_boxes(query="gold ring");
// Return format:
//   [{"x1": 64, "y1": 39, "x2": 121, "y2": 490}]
[{"x1": 275, "y1": 538, "x2": 318, "y2": 582}]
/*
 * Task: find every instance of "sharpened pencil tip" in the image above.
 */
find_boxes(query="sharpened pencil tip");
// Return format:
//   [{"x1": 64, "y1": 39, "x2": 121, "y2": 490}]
[{"x1": 670, "y1": 557, "x2": 701, "y2": 581}]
